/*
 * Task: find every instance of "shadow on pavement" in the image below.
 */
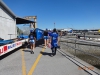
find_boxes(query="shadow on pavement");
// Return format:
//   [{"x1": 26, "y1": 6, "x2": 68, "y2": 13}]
[
  {"x1": 40, "y1": 51, "x2": 52, "y2": 57},
  {"x1": 23, "y1": 49, "x2": 31, "y2": 53}
]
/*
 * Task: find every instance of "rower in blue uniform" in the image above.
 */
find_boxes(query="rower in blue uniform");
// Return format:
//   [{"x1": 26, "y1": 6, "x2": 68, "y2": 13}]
[{"x1": 50, "y1": 28, "x2": 59, "y2": 56}]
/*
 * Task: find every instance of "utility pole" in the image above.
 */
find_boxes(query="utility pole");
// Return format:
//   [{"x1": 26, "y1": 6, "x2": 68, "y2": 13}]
[{"x1": 54, "y1": 22, "x2": 55, "y2": 28}]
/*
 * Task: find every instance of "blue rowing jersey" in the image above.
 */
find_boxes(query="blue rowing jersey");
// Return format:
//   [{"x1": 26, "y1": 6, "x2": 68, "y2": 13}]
[
  {"x1": 29, "y1": 34, "x2": 34, "y2": 40},
  {"x1": 51, "y1": 32, "x2": 58, "y2": 47}
]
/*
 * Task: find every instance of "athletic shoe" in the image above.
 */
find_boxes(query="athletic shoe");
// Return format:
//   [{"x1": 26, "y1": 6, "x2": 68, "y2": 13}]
[
  {"x1": 31, "y1": 51, "x2": 33, "y2": 54},
  {"x1": 51, "y1": 54, "x2": 54, "y2": 57},
  {"x1": 32, "y1": 51, "x2": 34, "y2": 54}
]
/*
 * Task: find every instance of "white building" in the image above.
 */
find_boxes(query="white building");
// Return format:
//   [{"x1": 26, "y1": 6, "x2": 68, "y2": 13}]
[
  {"x1": 0, "y1": 1, "x2": 16, "y2": 40},
  {"x1": 0, "y1": 1, "x2": 35, "y2": 40},
  {"x1": 61, "y1": 28, "x2": 73, "y2": 33}
]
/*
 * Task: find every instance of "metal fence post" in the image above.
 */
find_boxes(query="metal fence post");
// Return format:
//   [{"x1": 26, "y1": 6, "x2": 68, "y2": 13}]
[
  {"x1": 74, "y1": 40, "x2": 76, "y2": 57},
  {"x1": 66, "y1": 40, "x2": 68, "y2": 51}
]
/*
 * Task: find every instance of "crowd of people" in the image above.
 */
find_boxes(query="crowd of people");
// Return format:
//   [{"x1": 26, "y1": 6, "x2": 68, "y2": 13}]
[{"x1": 28, "y1": 28, "x2": 61, "y2": 56}]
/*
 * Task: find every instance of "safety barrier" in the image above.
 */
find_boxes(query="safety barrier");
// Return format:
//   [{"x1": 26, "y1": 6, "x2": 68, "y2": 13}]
[
  {"x1": 0, "y1": 39, "x2": 28, "y2": 56},
  {"x1": 61, "y1": 38, "x2": 100, "y2": 69}
]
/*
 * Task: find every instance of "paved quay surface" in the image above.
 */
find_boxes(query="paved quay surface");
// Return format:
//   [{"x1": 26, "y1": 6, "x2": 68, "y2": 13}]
[{"x1": 0, "y1": 43, "x2": 92, "y2": 75}]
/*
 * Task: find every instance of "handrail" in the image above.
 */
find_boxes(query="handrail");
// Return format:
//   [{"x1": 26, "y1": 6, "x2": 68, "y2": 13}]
[{"x1": 61, "y1": 38, "x2": 100, "y2": 46}]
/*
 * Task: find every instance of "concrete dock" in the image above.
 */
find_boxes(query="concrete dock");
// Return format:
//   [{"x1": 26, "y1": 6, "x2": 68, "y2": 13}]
[{"x1": 0, "y1": 39, "x2": 100, "y2": 75}]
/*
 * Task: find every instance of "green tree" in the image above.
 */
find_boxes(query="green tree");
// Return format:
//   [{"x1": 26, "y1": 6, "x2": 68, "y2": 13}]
[{"x1": 17, "y1": 27, "x2": 23, "y2": 36}]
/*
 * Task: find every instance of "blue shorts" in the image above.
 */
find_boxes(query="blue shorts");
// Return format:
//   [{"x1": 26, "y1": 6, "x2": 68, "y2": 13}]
[
  {"x1": 29, "y1": 40, "x2": 35, "y2": 44},
  {"x1": 44, "y1": 36, "x2": 48, "y2": 40}
]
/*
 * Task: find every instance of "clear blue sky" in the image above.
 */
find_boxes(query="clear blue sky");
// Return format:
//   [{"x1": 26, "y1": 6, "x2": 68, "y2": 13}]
[{"x1": 3, "y1": 0, "x2": 100, "y2": 30}]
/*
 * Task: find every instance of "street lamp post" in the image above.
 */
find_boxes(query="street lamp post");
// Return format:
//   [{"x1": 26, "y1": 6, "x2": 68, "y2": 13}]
[{"x1": 54, "y1": 22, "x2": 55, "y2": 28}]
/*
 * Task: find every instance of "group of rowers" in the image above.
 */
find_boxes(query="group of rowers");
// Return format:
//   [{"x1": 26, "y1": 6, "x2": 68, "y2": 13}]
[{"x1": 28, "y1": 28, "x2": 61, "y2": 56}]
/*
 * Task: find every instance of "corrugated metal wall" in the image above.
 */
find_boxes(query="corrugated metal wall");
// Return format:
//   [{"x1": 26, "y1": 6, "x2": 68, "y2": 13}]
[{"x1": 0, "y1": 5, "x2": 17, "y2": 40}]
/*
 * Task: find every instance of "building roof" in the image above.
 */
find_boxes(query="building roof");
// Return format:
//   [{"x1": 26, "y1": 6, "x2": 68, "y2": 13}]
[
  {"x1": 0, "y1": 0, "x2": 35, "y2": 24},
  {"x1": 0, "y1": 0, "x2": 16, "y2": 18},
  {"x1": 0, "y1": 1, "x2": 35, "y2": 24},
  {"x1": 16, "y1": 17, "x2": 35, "y2": 24}
]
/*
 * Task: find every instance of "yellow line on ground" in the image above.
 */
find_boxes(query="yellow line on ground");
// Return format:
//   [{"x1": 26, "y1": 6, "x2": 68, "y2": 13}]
[
  {"x1": 27, "y1": 48, "x2": 45, "y2": 75},
  {"x1": 21, "y1": 49, "x2": 27, "y2": 75}
]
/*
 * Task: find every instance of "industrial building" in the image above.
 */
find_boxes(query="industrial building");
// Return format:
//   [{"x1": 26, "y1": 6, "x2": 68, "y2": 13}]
[
  {"x1": 0, "y1": 1, "x2": 16, "y2": 40},
  {"x1": 0, "y1": 1, "x2": 35, "y2": 40}
]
